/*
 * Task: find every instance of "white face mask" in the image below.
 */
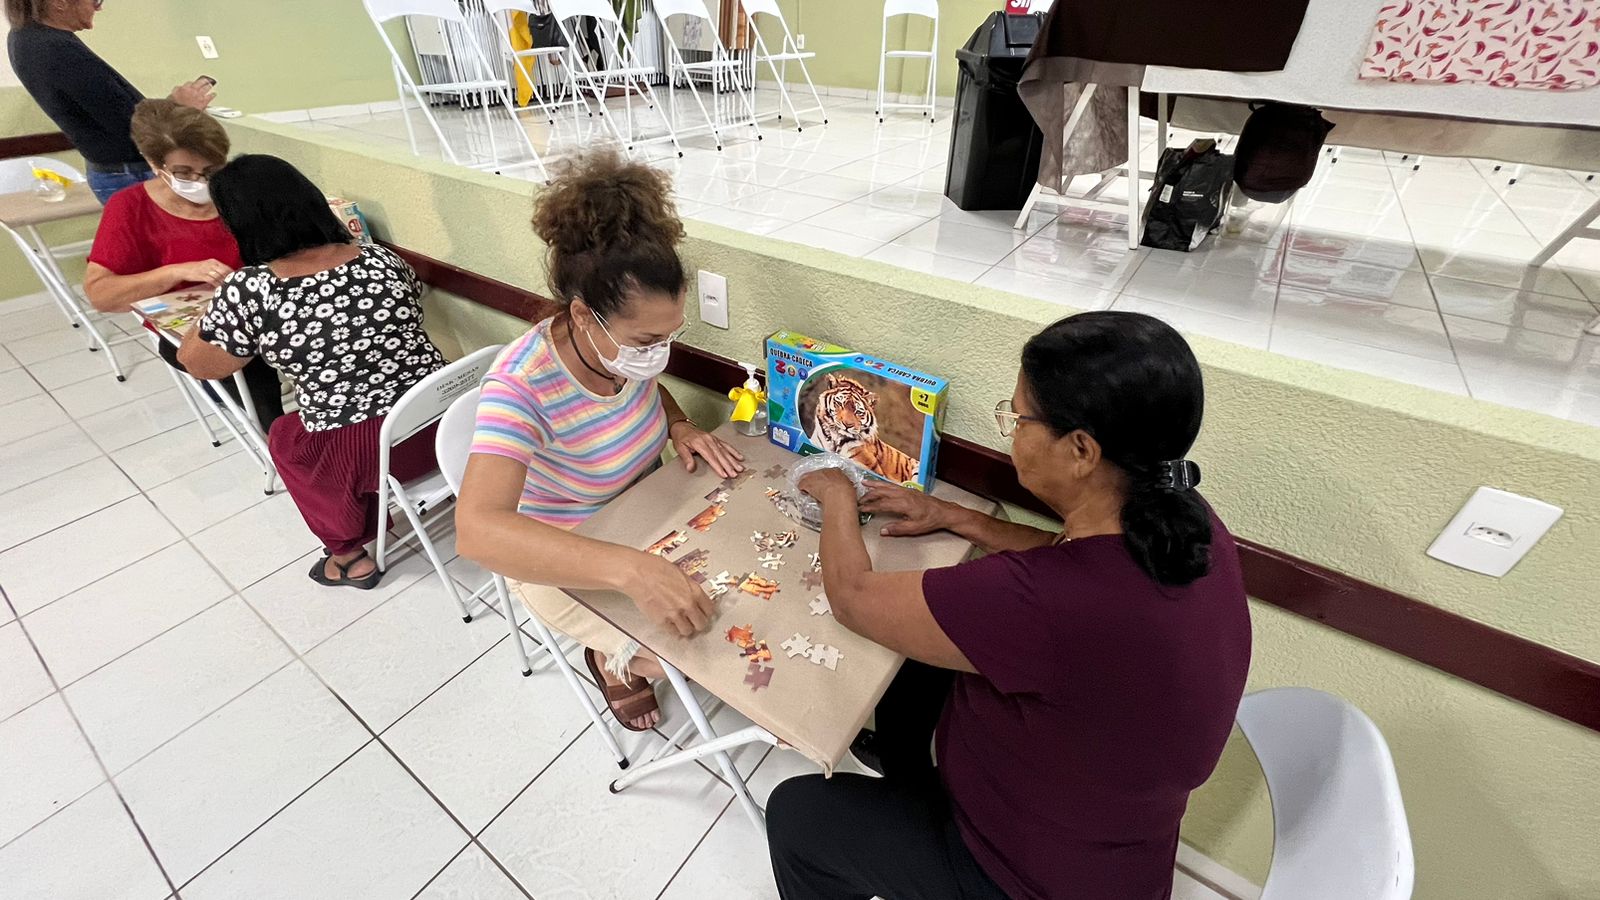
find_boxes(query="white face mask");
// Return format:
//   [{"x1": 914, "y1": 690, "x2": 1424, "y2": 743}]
[
  {"x1": 588, "y1": 311, "x2": 673, "y2": 382},
  {"x1": 161, "y1": 170, "x2": 212, "y2": 205}
]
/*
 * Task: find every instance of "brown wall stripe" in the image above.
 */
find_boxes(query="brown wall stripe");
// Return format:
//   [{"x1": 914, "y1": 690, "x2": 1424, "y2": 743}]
[{"x1": 0, "y1": 132, "x2": 75, "y2": 160}]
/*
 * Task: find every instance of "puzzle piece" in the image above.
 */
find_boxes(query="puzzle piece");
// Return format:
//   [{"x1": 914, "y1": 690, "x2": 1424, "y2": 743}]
[
  {"x1": 721, "y1": 469, "x2": 755, "y2": 492},
  {"x1": 725, "y1": 624, "x2": 755, "y2": 648},
  {"x1": 673, "y1": 548, "x2": 712, "y2": 582},
  {"x1": 703, "y1": 487, "x2": 730, "y2": 505},
  {"x1": 737, "y1": 573, "x2": 780, "y2": 601},
  {"x1": 758, "y1": 552, "x2": 785, "y2": 571},
  {"x1": 772, "y1": 530, "x2": 798, "y2": 549},
  {"x1": 686, "y1": 504, "x2": 726, "y2": 533},
  {"x1": 805, "y1": 643, "x2": 844, "y2": 671},
  {"x1": 763, "y1": 464, "x2": 789, "y2": 479},
  {"x1": 781, "y1": 633, "x2": 813, "y2": 658},
  {"x1": 809, "y1": 594, "x2": 832, "y2": 617},
  {"x1": 741, "y1": 640, "x2": 773, "y2": 664},
  {"x1": 745, "y1": 661, "x2": 774, "y2": 691},
  {"x1": 644, "y1": 530, "x2": 687, "y2": 557},
  {"x1": 706, "y1": 570, "x2": 735, "y2": 599},
  {"x1": 800, "y1": 570, "x2": 824, "y2": 591},
  {"x1": 807, "y1": 551, "x2": 821, "y2": 571}
]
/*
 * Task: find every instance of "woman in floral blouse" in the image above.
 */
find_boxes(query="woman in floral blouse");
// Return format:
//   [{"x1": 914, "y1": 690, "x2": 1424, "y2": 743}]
[{"x1": 178, "y1": 154, "x2": 446, "y2": 590}]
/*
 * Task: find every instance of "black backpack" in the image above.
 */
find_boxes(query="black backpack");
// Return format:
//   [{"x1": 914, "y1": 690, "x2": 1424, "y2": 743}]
[{"x1": 1233, "y1": 102, "x2": 1334, "y2": 204}]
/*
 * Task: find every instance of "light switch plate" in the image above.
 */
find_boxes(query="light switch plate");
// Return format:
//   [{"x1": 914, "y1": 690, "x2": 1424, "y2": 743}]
[
  {"x1": 698, "y1": 270, "x2": 729, "y2": 330},
  {"x1": 196, "y1": 35, "x2": 218, "y2": 59},
  {"x1": 1426, "y1": 487, "x2": 1563, "y2": 577}
]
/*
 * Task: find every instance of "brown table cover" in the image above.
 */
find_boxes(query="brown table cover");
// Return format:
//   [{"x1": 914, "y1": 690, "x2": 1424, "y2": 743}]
[
  {"x1": 0, "y1": 184, "x2": 100, "y2": 227},
  {"x1": 566, "y1": 425, "x2": 999, "y2": 769}
]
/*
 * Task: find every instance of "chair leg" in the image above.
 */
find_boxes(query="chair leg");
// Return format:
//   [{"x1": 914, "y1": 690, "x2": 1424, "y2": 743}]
[
  {"x1": 166, "y1": 361, "x2": 223, "y2": 447},
  {"x1": 526, "y1": 612, "x2": 630, "y2": 769},
  {"x1": 492, "y1": 575, "x2": 533, "y2": 677},
  {"x1": 390, "y1": 478, "x2": 474, "y2": 621}
]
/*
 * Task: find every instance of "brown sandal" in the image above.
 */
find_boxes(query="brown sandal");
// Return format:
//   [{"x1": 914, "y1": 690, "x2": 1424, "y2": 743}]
[{"x1": 584, "y1": 648, "x2": 659, "y2": 732}]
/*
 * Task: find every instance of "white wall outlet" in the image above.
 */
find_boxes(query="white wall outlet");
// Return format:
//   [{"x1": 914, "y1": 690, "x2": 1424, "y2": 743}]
[
  {"x1": 1426, "y1": 487, "x2": 1563, "y2": 577},
  {"x1": 196, "y1": 35, "x2": 219, "y2": 59},
  {"x1": 796, "y1": 33, "x2": 806, "y2": 50},
  {"x1": 698, "y1": 270, "x2": 729, "y2": 330}
]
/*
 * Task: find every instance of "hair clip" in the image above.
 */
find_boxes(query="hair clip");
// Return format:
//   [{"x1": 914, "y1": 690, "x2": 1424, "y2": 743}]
[{"x1": 1159, "y1": 459, "x2": 1201, "y2": 492}]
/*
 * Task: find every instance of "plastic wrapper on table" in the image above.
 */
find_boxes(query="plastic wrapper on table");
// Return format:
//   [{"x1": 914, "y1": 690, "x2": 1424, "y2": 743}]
[{"x1": 783, "y1": 453, "x2": 874, "y2": 532}]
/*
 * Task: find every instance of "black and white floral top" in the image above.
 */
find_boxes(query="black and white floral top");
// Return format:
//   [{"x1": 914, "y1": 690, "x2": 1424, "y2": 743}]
[{"x1": 198, "y1": 244, "x2": 446, "y2": 432}]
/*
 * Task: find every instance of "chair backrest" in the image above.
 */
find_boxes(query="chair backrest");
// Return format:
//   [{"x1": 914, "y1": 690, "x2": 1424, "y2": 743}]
[
  {"x1": 548, "y1": 0, "x2": 619, "y2": 25},
  {"x1": 435, "y1": 386, "x2": 482, "y2": 496},
  {"x1": 379, "y1": 344, "x2": 504, "y2": 459},
  {"x1": 0, "y1": 157, "x2": 87, "y2": 195},
  {"x1": 363, "y1": 0, "x2": 466, "y2": 25},
  {"x1": 884, "y1": 0, "x2": 938, "y2": 20},
  {"x1": 481, "y1": 0, "x2": 537, "y2": 14},
  {"x1": 1237, "y1": 688, "x2": 1415, "y2": 900},
  {"x1": 653, "y1": 0, "x2": 713, "y2": 25}
]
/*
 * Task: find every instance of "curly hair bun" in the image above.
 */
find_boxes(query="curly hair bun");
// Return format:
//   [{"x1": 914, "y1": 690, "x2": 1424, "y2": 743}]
[{"x1": 532, "y1": 150, "x2": 684, "y2": 258}]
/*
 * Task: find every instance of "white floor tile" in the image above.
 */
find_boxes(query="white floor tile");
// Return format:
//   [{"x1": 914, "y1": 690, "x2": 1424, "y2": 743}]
[
  {"x1": 49, "y1": 357, "x2": 177, "y2": 420},
  {"x1": 0, "y1": 497, "x2": 181, "y2": 616},
  {"x1": 244, "y1": 548, "x2": 434, "y2": 654},
  {"x1": 692, "y1": 206, "x2": 793, "y2": 237},
  {"x1": 115, "y1": 663, "x2": 370, "y2": 885},
  {"x1": 1110, "y1": 295, "x2": 1273, "y2": 350},
  {"x1": 658, "y1": 806, "x2": 777, "y2": 900},
  {"x1": 415, "y1": 845, "x2": 527, "y2": 900},
  {"x1": 480, "y1": 725, "x2": 729, "y2": 900},
  {"x1": 1274, "y1": 287, "x2": 1455, "y2": 363},
  {"x1": 0, "y1": 303, "x2": 74, "y2": 342},
  {"x1": 305, "y1": 578, "x2": 507, "y2": 732},
  {"x1": 0, "y1": 422, "x2": 101, "y2": 495},
  {"x1": 0, "y1": 457, "x2": 137, "y2": 553},
  {"x1": 145, "y1": 452, "x2": 277, "y2": 536},
  {"x1": 0, "y1": 393, "x2": 71, "y2": 448},
  {"x1": 1446, "y1": 315, "x2": 1600, "y2": 386},
  {"x1": 1122, "y1": 258, "x2": 1279, "y2": 323},
  {"x1": 1418, "y1": 248, "x2": 1586, "y2": 299},
  {"x1": 0, "y1": 620, "x2": 53, "y2": 721},
  {"x1": 974, "y1": 267, "x2": 1116, "y2": 310},
  {"x1": 1286, "y1": 228, "x2": 1421, "y2": 272},
  {"x1": 1268, "y1": 328, "x2": 1470, "y2": 395},
  {"x1": 1146, "y1": 239, "x2": 1286, "y2": 281},
  {"x1": 189, "y1": 494, "x2": 320, "y2": 590},
  {"x1": 1173, "y1": 869, "x2": 1230, "y2": 900},
  {"x1": 769, "y1": 222, "x2": 886, "y2": 258},
  {"x1": 861, "y1": 184, "x2": 949, "y2": 219},
  {"x1": 180, "y1": 743, "x2": 466, "y2": 900},
  {"x1": 76, "y1": 388, "x2": 204, "y2": 452},
  {"x1": 5, "y1": 327, "x2": 103, "y2": 365},
  {"x1": 112, "y1": 423, "x2": 243, "y2": 492},
  {"x1": 0, "y1": 344, "x2": 17, "y2": 372},
  {"x1": 24, "y1": 543, "x2": 234, "y2": 686},
  {"x1": 384, "y1": 637, "x2": 595, "y2": 832},
  {"x1": 63, "y1": 597, "x2": 292, "y2": 773},
  {"x1": 784, "y1": 172, "x2": 879, "y2": 203},
  {"x1": 1279, "y1": 254, "x2": 1437, "y2": 310},
  {"x1": 889, "y1": 218, "x2": 1030, "y2": 265},
  {"x1": 0, "y1": 783, "x2": 171, "y2": 900},
  {"x1": 803, "y1": 200, "x2": 930, "y2": 242},
  {"x1": 0, "y1": 365, "x2": 43, "y2": 401},
  {"x1": 863, "y1": 244, "x2": 990, "y2": 282},
  {"x1": 723, "y1": 188, "x2": 843, "y2": 221},
  {"x1": 0, "y1": 695, "x2": 105, "y2": 846},
  {"x1": 23, "y1": 338, "x2": 154, "y2": 391},
  {"x1": 999, "y1": 234, "x2": 1147, "y2": 291},
  {"x1": 1430, "y1": 276, "x2": 1600, "y2": 337}
]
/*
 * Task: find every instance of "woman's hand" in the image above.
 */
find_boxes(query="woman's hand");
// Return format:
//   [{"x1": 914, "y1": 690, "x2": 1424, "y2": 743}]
[
  {"x1": 625, "y1": 553, "x2": 716, "y2": 638},
  {"x1": 859, "y1": 482, "x2": 956, "y2": 538},
  {"x1": 170, "y1": 79, "x2": 217, "y2": 110},
  {"x1": 797, "y1": 468, "x2": 858, "y2": 507},
  {"x1": 169, "y1": 259, "x2": 233, "y2": 288},
  {"x1": 669, "y1": 421, "x2": 745, "y2": 479}
]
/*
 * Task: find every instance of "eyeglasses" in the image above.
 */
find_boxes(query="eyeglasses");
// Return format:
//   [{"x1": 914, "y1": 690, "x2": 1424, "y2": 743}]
[
  {"x1": 994, "y1": 399, "x2": 1044, "y2": 438},
  {"x1": 163, "y1": 165, "x2": 222, "y2": 182},
  {"x1": 594, "y1": 311, "x2": 690, "y2": 348}
]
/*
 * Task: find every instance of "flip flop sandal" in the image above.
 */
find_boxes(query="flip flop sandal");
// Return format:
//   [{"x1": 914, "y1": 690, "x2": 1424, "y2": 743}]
[
  {"x1": 308, "y1": 549, "x2": 384, "y2": 590},
  {"x1": 584, "y1": 647, "x2": 659, "y2": 733}
]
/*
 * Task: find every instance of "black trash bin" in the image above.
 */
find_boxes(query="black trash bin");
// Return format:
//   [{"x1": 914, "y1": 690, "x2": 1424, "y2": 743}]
[{"x1": 944, "y1": 12, "x2": 1045, "y2": 211}]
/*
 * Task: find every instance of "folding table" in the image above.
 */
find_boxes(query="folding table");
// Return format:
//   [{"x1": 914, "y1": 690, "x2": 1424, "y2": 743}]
[{"x1": 565, "y1": 425, "x2": 998, "y2": 830}]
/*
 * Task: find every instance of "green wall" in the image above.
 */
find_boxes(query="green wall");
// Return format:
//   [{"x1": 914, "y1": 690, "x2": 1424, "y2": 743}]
[
  {"x1": 757, "y1": 0, "x2": 996, "y2": 98},
  {"x1": 230, "y1": 118, "x2": 1600, "y2": 899}
]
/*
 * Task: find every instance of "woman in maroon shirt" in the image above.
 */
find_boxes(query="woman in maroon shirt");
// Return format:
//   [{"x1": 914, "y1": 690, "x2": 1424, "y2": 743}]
[{"x1": 767, "y1": 311, "x2": 1252, "y2": 900}]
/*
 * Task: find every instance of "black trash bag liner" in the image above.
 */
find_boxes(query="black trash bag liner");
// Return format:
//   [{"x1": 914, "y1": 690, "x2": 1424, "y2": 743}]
[{"x1": 1140, "y1": 139, "x2": 1234, "y2": 252}]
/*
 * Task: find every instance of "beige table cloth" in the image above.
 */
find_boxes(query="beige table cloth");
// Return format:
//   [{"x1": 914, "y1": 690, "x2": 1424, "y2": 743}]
[
  {"x1": 0, "y1": 184, "x2": 100, "y2": 227},
  {"x1": 567, "y1": 425, "x2": 998, "y2": 768}
]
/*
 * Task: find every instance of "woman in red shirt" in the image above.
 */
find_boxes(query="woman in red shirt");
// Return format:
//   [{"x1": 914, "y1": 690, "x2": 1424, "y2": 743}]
[
  {"x1": 81, "y1": 98, "x2": 282, "y2": 431},
  {"x1": 769, "y1": 312, "x2": 1252, "y2": 900}
]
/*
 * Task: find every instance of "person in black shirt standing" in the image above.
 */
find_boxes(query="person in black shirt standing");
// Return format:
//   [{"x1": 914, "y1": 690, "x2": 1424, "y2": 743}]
[{"x1": 6, "y1": 0, "x2": 217, "y2": 203}]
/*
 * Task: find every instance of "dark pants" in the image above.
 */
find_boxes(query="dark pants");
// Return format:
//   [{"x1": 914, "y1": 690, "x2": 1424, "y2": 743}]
[
  {"x1": 157, "y1": 340, "x2": 285, "y2": 435},
  {"x1": 767, "y1": 661, "x2": 1010, "y2": 900}
]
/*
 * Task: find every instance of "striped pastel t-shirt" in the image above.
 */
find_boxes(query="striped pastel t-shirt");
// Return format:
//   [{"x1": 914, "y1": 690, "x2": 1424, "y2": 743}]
[{"x1": 470, "y1": 318, "x2": 668, "y2": 529}]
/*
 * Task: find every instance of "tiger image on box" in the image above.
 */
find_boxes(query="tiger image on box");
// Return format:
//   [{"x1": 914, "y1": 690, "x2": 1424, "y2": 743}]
[{"x1": 765, "y1": 332, "x2": 949, "y2": 493}]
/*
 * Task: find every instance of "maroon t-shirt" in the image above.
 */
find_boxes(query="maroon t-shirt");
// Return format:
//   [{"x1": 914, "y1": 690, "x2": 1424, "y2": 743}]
[{"x1": 922, "y1": 513, "x2": 1251, "y2": 900}]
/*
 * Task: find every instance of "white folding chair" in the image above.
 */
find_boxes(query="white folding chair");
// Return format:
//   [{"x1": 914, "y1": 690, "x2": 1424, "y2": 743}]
[
  {"x1": 436, "y1": 386, "x2": 631, "y2": 769},
  {"x1": 374, "y1": 345, "x2": 504, "y2": 621},
  {"x1": 145, "y1": 327, "x2": 280, "y2": 494},
  {"x1": 362, "y1": 0, "x2": 549, "y2": 179},
  {"x1": 483, "y1": 0, "x2": 593, "y2": 128},
  {"x1": 876, "y1": 0, "x2": 940, "y2": 124},
  {"x1": 1237, "y1": 687, "x2": 1415, "y2": 900},
  {"x1": 740, "y1": 0, "x2": 827, "y2": 131},
  {"x1": 653, "y1": 0, "x2": 761, "y2": 151},
  {"x1": 549, "y1": 0, "x2": 685, "y2": 157}
]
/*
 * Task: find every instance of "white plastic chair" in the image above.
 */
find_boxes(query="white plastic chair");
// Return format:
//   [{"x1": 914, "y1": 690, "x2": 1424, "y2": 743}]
[
  {"x1": 482, "y1": 0, "x2": 593, "y2": 127},
  {"x1": 876, "y1": 0, "x2": 940, "y2": 123},
  {"x1": 375, "y1": 345, "x2": 504, "y2": 622},
  {"x1": 741, "y1": 0, "x2": 827, "y2": 131},
  {"x1": 362, "y1": 0, "x2": 549, "y2": 179},
  {"x1": 436, "y1": 386, "x2": 630, "y2": 769},
  {"x1": 549, "y1": 0, "x2": 684, "y2": 157},
  {"x1": 654, "y1": 0, "x2": 761, "y2": 150},
  {"x1": 1237, "y1": 687, "x2": 1415, "y2": 900}
]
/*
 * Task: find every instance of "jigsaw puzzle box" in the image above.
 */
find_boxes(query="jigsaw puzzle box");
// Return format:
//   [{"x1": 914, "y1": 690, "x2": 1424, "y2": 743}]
[{"x1": 764, "y1": 331, "x2": 949, "y2": 493}]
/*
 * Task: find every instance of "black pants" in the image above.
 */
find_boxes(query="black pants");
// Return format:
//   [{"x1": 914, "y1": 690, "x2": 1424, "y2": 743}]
[
  {"x1": 767, "y1": 661, "x2": 1010, "y2": 900},
  {"x1": 158, "y1": 340, "x2": 284, "y2": 435}
]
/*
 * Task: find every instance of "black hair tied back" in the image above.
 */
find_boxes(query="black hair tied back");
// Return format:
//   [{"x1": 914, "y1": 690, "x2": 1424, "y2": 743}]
[{"x1": 1021, "y1": 312, "x2": 1214, "y2": 586}]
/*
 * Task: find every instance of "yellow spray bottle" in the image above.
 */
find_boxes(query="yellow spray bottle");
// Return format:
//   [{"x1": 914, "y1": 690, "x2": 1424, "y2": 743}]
[{"x1": 728, "y1": 362, "x2": 768, "y2": 437}]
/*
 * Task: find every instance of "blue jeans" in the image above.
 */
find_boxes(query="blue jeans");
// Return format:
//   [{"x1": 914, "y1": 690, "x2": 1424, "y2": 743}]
[{"x1": 87, "y1": 164, "x2": 149, "y2": 205}]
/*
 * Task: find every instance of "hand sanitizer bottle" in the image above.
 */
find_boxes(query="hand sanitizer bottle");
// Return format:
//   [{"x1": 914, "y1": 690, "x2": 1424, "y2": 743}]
[{"x1": 729, "y1": 363, "x2": 768, "y2": 437}]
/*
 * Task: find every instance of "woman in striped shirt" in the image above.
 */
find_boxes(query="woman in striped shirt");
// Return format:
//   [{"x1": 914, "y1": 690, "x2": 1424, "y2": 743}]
[{"x1": 456, "y1": 151, "x2": 744, "y2": 731}]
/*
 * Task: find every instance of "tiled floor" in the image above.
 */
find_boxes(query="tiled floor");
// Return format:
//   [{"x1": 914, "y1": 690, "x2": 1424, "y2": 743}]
[
  {"x1": 0, "y1": 299, "x2": 1232, "y2": 898},
  {"x1": 271, "y1": 88, "x2": 1600, "y2": 427}
]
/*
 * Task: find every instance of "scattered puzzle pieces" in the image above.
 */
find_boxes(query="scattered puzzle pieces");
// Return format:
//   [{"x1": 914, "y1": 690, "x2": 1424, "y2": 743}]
[
  {"x1": 800, "y1": 570, "x2": 823, "y2": 591},
  {"x1": 758, "y1": 552, "x2": 785, "y2": 571},
  {"x1": 720, "y1": 469, "x2": 755, "y2": 492},
  {"x1": 644, "y1": 530, "x2": 687, "y2": 557},
  {"x1": 737, "y1": 573, "x2": 780, "y2": 600},
  {"x1": 781, "y1": 633, "x2": 813, "y2": 658},
  {"x1": 807, "y1": 551, "x2": 821, "y2": 571},
  {"x1": 685, "y1": 504, "x2": 726, "y2": 533},
  {"x1": 741, "y1": 640, "x2": 773, "y2": 664},
  {"x1": 745, "y1": 661, "x2": 774, "y2": 691},
  {"x1": 809, "y1": 593, "x2": 832, "y2": 617},
  {"x1": 673, "y1": 548, "x2": 712, "y2": 584},
  {"x1": 703, "y1": 487, "x2": 730, "y2": 505},
  {"x1": 706, "y1": 570, "x2": 735, "y2": 599},
  {"x1": 725, "y1": 624, "x2": 755, "y2": 648},
  {"x1": 763, "y1": 464, "x2": 789, "y2": 479},
  {"x1": 805, "y1": 643, "x2": 844, "y2": 671},
  {"x1": 750, "y1": 530, "x2": 799, "y2": 553}
]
